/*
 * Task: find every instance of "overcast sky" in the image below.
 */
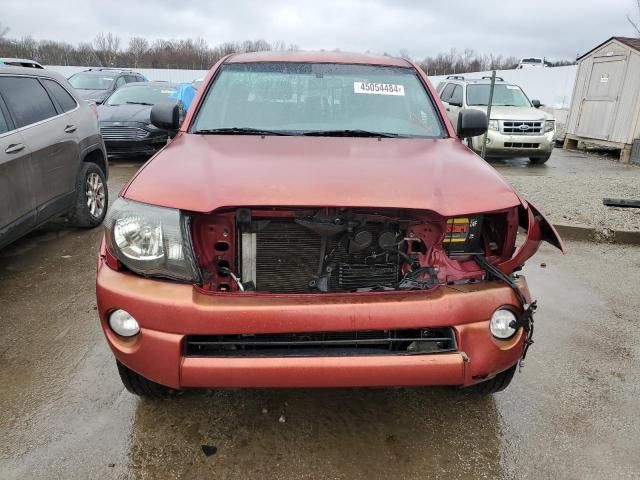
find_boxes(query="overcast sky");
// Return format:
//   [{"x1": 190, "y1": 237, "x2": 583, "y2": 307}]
[{"x1": 2, "y1": 0, "x2": 638, "y2": 60}]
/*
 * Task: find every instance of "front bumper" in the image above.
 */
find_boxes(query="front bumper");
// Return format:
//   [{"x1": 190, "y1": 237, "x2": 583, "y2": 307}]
[
  {"x1": 104, "y1": 136, "x2": 168, "y2": 158},
  {"x1": 470, "y1": 130, "x2": 554, "y2": 158},
  {"x1": 97, "y1": 252, "x2": 530, "y2": 389}
]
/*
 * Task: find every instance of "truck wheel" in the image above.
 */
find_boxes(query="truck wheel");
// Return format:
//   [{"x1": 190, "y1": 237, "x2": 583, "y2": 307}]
[
  {"x1": 465, "y1": 364, "x2": 517, "y2": 394},
  {"x1": 116, "y1": 361, "x2": 177, "y2": 398},
  {"x1": 529, "y1": 154, "x2": 551, "y2": 165},
  {"x1": 69, "y1": 162, "x2": 108, "y2": 228}
]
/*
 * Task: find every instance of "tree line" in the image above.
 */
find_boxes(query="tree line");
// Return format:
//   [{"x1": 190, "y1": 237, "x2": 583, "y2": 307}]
[
  {"x1": 0, "y1": 26, "x2": 574, "y2": 73},
  {"x1": 0, "y1": 29, "x2": 292, "y2": 69},
  {"x1": 415, "y1": 48, "x2": 575, "y2": 76}
]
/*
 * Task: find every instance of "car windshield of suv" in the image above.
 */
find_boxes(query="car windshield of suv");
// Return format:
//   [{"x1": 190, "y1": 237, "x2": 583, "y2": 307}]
[
  {"x1": 105, "y1": 85, "x2": 178, "y2": 106},
  {"x1": 467, "y1": 84, "x2": 531, "y2": 107},
  {"x1": 191, "y1": 63, "x2": 444, "y2": 137},
  {"x1": 68, "y1": 73, "x2": 115, "y2": 90}
]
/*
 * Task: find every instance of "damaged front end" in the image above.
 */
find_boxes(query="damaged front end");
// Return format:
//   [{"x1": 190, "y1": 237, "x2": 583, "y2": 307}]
[
  {"x1": 189, "y1": 202, "x2": 564, "y2": 295},
  {"x1": 99, "y1": 198, "x2": 564, "y2": 389}
]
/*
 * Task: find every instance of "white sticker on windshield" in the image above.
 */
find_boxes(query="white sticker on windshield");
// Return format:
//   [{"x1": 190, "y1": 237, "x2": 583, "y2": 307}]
[
  {"x1": 506, "y1": 85, "x2": 519, "y2": 90},
  {"x1": 354, "y1": 82, "x2": 405, "y2": 96}
]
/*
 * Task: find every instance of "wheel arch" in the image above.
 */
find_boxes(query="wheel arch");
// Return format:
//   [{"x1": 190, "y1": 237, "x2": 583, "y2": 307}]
[{"x1": 81, "y1": 145, "x2": 108, "y2": 180}]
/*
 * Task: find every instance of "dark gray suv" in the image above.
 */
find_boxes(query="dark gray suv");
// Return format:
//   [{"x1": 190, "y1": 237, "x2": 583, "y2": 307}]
[
  {"x1": 0, "y1": 67, "x2": 108, "y2": 249},
  {"x1": 68, "y1": 68, "x2": 147, "y2": 104}
]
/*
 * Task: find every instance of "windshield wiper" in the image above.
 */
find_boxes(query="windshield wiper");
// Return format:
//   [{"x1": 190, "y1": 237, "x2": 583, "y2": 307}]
[
  {"x1": 302, "y1": 129, "x2": 402, "y2": 138},
  {"x1": 126, "y1": 101, "x2": 154, "y2": 106},
  {"x1": 193, "y1": 127, "x2": 294, "y2": 136}
]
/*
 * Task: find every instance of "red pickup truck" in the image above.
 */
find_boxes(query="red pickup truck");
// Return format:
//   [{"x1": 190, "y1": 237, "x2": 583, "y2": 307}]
[{"x1": 96, "y1": 51, "x2": 564, "y2": 398}]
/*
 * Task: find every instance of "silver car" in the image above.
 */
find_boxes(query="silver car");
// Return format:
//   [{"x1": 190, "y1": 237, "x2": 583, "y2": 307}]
[
  {"x1": 0, "y1": 67, "x2": 108, "y2": 249},
  {"x1": 437, "y1": 76, "x2": 555, "y2": 164}
]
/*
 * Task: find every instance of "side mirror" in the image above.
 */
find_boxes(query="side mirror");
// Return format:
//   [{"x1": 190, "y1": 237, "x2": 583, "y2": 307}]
[
  {"x1": 150, "y1": 102, "x2": 181, "y2": 131},
  {"x1": 448, "y1": 99, "x2": 463, "y2": 108},
  {"x1": 457, "y1": 109, "x2": 488, "y2": 138},
  {"x1": 94, "y1": 99, "x2": 104, "y2": 105},
  {"x1": 532, "y1": 99, "x2": 541, "y2": 108}
]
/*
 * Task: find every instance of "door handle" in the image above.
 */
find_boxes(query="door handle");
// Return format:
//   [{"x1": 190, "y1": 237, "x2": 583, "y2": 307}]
[
  {"x1": 64, "y1": 125, "x2": 77, "y2": 133},
  {"x1": 5, "y1": 143, "x2": 25, "y2": 154},
  {"x1": 446, "y1": 107, "x2": 451, "y2": 111}
]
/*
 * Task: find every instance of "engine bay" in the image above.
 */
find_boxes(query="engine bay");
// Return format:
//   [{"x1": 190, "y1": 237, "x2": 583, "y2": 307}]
[{"x1": 191, "y1": 207, "x2": 518, "y2": 294}]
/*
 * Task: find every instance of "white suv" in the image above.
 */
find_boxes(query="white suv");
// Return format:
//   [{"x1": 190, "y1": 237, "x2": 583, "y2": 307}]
[{"x1": 436, "y1": 76, "x2": 555, "y2": 164}]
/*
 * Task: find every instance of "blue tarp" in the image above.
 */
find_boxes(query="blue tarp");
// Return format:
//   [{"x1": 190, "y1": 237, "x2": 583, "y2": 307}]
[{"x1": 169, "y1": 83, "x2": 196, "y2": 111}]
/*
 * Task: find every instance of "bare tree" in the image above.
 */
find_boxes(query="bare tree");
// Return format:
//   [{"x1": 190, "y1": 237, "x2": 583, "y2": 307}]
[
  {"x1": 94, "y1": 32, "x2": 120, "y2": 66},
  {"x1": 17, "y1": 36, "x2": 38, "y2": 60},
  {"x1": 76, "y1": 42, "x2": 99, "y2": 65},
  {"x1": 0, "y1": 22, "x2": 8, "y2": 39},
  {"x1": 628, "y1": 0, "x2": 640, "y2": 36},
  {"x1": 128, "y1": 37, "x2": 149, "y2": 67}
]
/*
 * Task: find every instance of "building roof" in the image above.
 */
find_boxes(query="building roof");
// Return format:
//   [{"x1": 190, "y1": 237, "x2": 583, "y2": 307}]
[
  {"x1": 226, "y1": 50, "x2": 412, "y2": 67},
  {"x1": 577, "y1": 36, "x2": 640, "y2": 61}
]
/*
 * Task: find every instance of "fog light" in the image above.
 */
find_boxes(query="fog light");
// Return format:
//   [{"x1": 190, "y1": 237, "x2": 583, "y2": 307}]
[
  {"x1": 490, "y1": 309, "x2": 517, "y2": 339},
  {"x1": 109, "y1": 309, "x2": 140, "y2": 337}
]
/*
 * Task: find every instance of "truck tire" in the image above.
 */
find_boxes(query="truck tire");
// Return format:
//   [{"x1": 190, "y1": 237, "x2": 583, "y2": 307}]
[
  {"x1": 69, "y1": 162, "x2": 108, "y2": 228},
  {"x1": 465, "y1": 364, "x2": 517, "y2": 394},
  {"x1": 529, "y1": 154, "x2": 551, "y2": 165},
  {"x1": 116, "y1": 361, "x2": 177, "y2": 398}
]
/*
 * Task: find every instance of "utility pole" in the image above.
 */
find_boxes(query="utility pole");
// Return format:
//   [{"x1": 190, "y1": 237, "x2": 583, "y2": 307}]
[{"x1": 481, "y1": 70, "x2": 496, "y2": 159}]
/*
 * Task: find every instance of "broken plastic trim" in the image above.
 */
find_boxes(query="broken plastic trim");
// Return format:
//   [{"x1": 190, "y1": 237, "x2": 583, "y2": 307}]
[{"x1": 474, "y1": 255, "x2": 536, "y2": 363}]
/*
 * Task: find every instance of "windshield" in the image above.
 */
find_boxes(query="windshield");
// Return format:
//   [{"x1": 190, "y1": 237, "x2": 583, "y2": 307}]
[
  {"x1": 191, "y1": 63, "x2": 444, "y2": 137},
  {"x1": 68, "y1": 73, "x2": 115, "y2": 90},
  {"x1": 105, "y1": 84, "x2": 178, "y2": 106},
  {"x1": 466, "y1": 84, "x2": 531, "y2": 107}
]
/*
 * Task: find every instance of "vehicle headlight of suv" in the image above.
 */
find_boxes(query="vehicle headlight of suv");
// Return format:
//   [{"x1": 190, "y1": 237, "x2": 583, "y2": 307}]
[
  {"x1": 544, "y1": 120, "x2": 555, "y2": 133},
  {"x1": 104, "y1": 198, "x2": 199, "y2": 282},
  {"x1": 488, "y1": 120, "x2": 499, "y2": 131}
]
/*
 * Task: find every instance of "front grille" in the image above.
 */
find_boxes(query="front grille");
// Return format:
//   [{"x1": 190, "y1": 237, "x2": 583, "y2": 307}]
[
  {"x1": 254, "y1": 221, "x2": 401, "y2": 293},
  {"x1": 100, "y1": 125, "x2": 150, "y2": 141},
  {"x1": 184, "y1": 327, "x2": 457, "y2": 357},
  {"x1": 504, "y1": 142, "x2": 540, "y2": 148},
  {"x1": 501, "y1": 121, "x2": 544, "y2": 135}
]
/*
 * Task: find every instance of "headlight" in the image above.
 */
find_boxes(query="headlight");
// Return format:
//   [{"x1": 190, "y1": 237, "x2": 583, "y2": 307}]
[
  {"x1": 488, "y1": 120, "x2": 499, "y2": 131},
  {"x1": 544, "y1": 120, "x2": 555, "y2": 133},
  {"x1": 490, "y1": 309, "x2": 518, "y2": 339},
  {"x1": 105, "y1": 198, "x2": 199, "y2": 282}
]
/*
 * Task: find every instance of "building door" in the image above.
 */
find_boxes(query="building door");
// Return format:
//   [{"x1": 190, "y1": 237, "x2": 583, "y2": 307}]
[{"x1": 576, "y1": 55, "x2": 626, "y2": 141}]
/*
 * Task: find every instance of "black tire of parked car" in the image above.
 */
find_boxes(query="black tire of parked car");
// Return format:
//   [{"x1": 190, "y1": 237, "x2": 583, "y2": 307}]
[
  {"x1": 464, "y1": 364, "x2": 517, "y2": 394},
  {"x1": 529, "y1": 154, "x2": 551, "y2": 165},
  {"x1": 116, "y1": 361, "x2": 177, "y2": 398},
  {"x1": 68, "y1": 162, "x2": 108, "y2": 228}
]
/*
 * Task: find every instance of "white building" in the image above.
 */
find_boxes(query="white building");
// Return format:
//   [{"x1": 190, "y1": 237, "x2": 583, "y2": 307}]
[{"x1": 565, "y1": 37, "x2": 640, "y2": 163}]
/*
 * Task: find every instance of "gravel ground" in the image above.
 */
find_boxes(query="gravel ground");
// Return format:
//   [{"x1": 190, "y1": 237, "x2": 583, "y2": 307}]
[{"x1": 493, "y1": 148, "x2": 640, "y2": 232}]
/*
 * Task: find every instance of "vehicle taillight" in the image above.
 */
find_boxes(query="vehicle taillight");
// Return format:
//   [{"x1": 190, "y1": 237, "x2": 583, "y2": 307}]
[{"x1": 89, "y1": 103, "x2": 99, "y2": 118}]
